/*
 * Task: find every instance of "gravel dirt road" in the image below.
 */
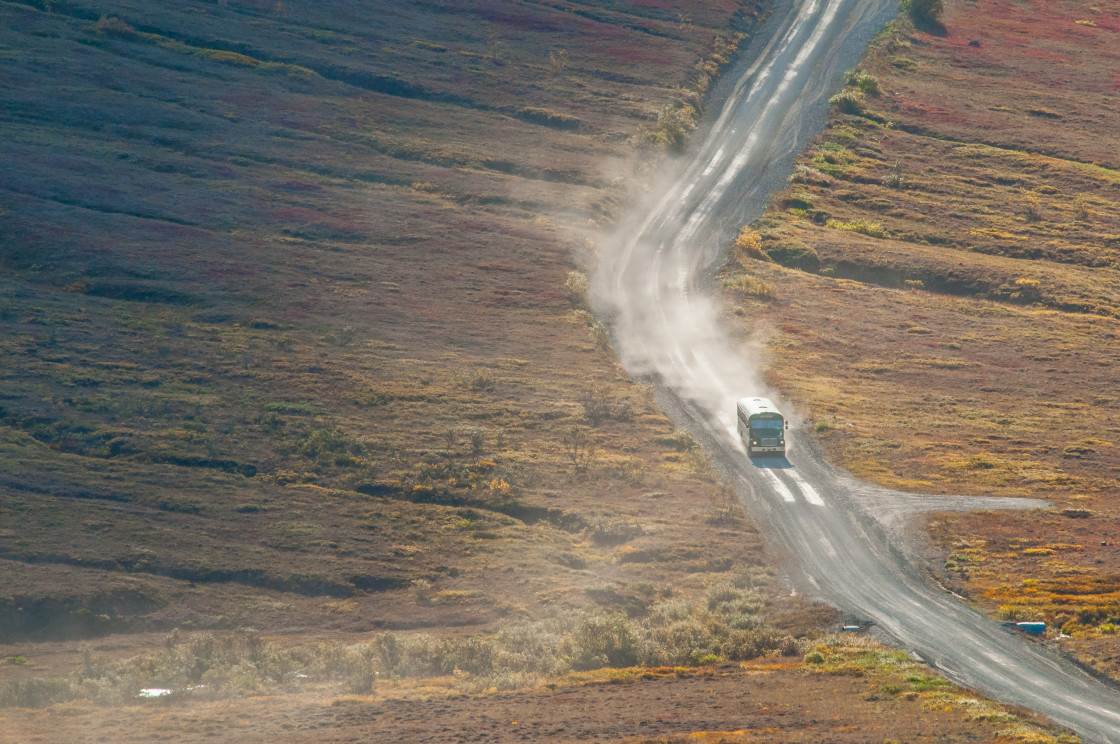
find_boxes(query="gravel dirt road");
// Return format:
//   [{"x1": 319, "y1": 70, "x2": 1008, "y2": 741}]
[{"x1": 594, "y1": 0, "x2": 1120, "y2": 740}]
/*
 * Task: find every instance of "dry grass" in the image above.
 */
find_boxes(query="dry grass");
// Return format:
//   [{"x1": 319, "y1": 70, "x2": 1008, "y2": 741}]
[
  {"x1": 0, "y1": 0, "x2": 771, "y2": 651},
  {"x1": 0, "y1": 636, "x2": 1072, "y2": 744}
]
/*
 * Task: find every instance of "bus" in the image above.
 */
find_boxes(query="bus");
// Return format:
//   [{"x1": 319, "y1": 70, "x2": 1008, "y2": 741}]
[{"x1": 737, "y1": 397, "x2": 787, "y2": 457}]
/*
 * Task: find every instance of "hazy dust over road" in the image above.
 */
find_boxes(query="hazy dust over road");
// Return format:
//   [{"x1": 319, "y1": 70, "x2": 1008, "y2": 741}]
[
  {"x1": 592, "y1": 0, "x2": 1120, "y2": 740},
  {"x1": 595, "y1": 0, "x2": 886, "y2": 438}
]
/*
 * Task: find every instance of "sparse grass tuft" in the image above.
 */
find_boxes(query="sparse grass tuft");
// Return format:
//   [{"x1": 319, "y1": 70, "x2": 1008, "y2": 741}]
[
  {"x1": 826, "y1": 218, "x2": 886, "y2": 238},
  {"x1": 722, "y1": 274, "x2": 774, "y2": 300},
  {"x1": 830, "y1": 90, "x2": 866, "y2": 116}
]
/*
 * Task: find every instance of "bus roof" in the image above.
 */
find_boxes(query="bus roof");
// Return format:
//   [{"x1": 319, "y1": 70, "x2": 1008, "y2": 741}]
[{"x1": 737, "y1": 397, "x2": 783, "y2": 418}]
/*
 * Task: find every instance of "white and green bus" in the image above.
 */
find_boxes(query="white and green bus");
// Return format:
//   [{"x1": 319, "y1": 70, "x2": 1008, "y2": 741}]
[{"x1": 737, "y1": 397, "x2": 787, "y2": 457}]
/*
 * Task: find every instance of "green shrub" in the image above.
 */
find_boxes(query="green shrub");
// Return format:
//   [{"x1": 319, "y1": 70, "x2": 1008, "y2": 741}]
[
  {"x1": 826, "y1": 218, "x2": 886, "y2": 238},
  {"x1": 764, "y1": 240, "x2": 820, "y2": 272},
  {"x1": 846, "y1": 70, "x2": 881, "y2": 96},
  {"x1": 782, "y1": 192, "x2": 814, "y2": 211},
  {"x1": 905, "y1": 672, "x2": 949, "y2": 690},
  {"x1": 788, "y1": 164, "x2": 832, "y2": 186},
  {"x1": 0, "y1": 678, "x2": 75, "y2": 707},
  {"x1": 830, "y1": 90, "x2": 865, "y2": 116},
  {"x1": 638, "y1": 103, "x2": 698, "y2": 152},
  {"x1": 570, "y1": 612, "x2": 638, "y2": 670},
  {"x1": 901, "y1": 0, "x2": 944, "y2": 24}
]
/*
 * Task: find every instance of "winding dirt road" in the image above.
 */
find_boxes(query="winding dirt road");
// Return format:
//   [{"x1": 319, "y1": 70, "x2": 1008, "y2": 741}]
[{"x1": 594, "y1": 0, "x2": 1120, "y2": 740}]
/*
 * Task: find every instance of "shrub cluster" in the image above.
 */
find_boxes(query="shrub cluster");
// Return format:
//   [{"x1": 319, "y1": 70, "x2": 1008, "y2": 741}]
[
  {"x1": 0, "y1": 582, "x2": 799, "y2": 706},
  {"x1": 901, "y1": 0, "x2": 944, "y2": 24},
  {"x1": 764, "y1": 240, "x2": 821, "y2": 272}
]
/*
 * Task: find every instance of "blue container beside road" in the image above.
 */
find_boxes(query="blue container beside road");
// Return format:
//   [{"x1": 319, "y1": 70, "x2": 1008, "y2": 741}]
[{"x1": 1016, "y1": 622, "x2": 1046, "y2": 636}]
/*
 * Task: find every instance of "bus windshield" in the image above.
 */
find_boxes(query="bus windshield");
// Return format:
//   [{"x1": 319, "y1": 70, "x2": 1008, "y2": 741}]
[{"x1": 750, "y1": 419, "x2": 783, "y2": 430}]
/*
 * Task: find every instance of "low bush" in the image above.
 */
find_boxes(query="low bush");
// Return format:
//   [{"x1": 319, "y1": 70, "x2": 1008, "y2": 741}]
[
  {"x1": 901, "y1": 0, "x2": 944, "y2": 24},
  {"x1": 830, "y1": 90, "x2": 865, "y2": 116},
  {"x1": 882, "y1": 161, "x2": 904, "y2": 189},
  {"x1": 846, "y1": 70, "x2": 881, "y2": 96},
  {"x1": 788, "y1": 164, "x2": 832, "y2": 186},
  {"x1": 587, "y1": 517, "x2": 644, "y2": 546},
  {"x1": 826, "y1": 218, "x2": 886, "y2": 238},
  {"x1": 732, "y1": 227, "x2": 767, "y2": 264},
  {"x1": 0, "y1": 586, "x2": 799, "y2": 707},
  {"x1": 0, "y1": 678, "x2": 75, "y2": 707},
  {"x1": 638, "y1": 103, "x2": 698, "y2": 152},
  {"x1": 764, "y1": 240, "x2": 820, "y2": 272},
  {"x1": 579, "y1": 387, "x2": 633, "y2": 425},
  {"x1": 467, "y1": 368, "x2": 495, "y2": 392},
  {"x1": 565, "y1": 270, "x2": 589, "y2": 305}
]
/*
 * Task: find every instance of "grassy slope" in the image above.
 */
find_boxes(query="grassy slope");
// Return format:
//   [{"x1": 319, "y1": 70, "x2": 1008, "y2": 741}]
[
  {"x1": 0, "y1": 1, "x2": 1089, "y2": 740},
  {"x1": 723, "y1": 0, "x2": 1120, "y2": 679},
  {"x1": 0, "y1": 0, "x2": 772, "y2": 641}
]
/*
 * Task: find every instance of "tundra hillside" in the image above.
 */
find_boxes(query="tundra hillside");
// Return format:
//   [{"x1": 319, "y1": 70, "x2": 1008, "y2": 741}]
[
  {"x1": 724, "y1": 0, "x2": 1120, "y2": 679},
  {"x1": 0, "y1": 2, "x2": 1087, "y2": 741},
  {"x1": 0, "y1": 0, "x2": 778, "y2": 644},
  {"x1": 0, "y1": 0, "x2": 858, "y2": 710}
]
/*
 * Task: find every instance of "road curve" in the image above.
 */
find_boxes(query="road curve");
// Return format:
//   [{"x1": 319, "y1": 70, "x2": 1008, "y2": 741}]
[{"x1": 593, "y1": 0, "x2": 1120, "y2": 741}]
